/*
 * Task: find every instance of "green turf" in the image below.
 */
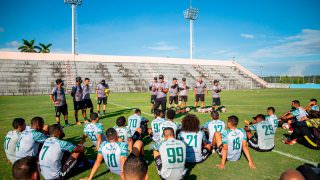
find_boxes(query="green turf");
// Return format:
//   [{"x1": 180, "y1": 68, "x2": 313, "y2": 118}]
[{"x1": 0, "y1": 89, "x2": 319, "y2": 180}]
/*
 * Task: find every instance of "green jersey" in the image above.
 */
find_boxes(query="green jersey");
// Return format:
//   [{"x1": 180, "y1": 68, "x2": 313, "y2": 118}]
[
  {"x1": 222, "y1": 128, "x2": 247, "y2": 161},
  {"x1": 249, "y1": 121, "x2": 275, "y2": 150},
  {"x1": 178, "y1": 130, "x2": 208, "y2": 163},
  {"x1": 153, "y1": 138, "x2": 186, "y2": 180}
]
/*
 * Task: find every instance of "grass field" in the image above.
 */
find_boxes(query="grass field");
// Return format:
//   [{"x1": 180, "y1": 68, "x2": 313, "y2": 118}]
[{"x1": 1, "y1": 89, "x2": 319, "y2": 180}]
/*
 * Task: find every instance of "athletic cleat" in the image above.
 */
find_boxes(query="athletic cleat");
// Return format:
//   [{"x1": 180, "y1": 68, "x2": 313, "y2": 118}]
[{"x1": 282, "y1": 138, "x2": 297, "y2": 145}]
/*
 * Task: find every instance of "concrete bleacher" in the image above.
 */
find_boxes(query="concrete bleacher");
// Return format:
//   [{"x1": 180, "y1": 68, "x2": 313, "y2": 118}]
[{"x1": 0, "y1": 52, "x2": 267, "y2": 95}]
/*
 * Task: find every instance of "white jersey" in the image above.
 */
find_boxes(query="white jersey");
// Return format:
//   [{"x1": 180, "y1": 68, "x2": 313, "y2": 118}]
[
  {"x1": 4, "y1": 130, "x2": 21, "y2": 163},
  {"x1": 159, "y1": 121, "x2": 179, "y2": 140},
  {"x1": 98, "y1": 141, "x2": 128, "y2": 175},
  {"x1": 151, "y1": 117, "x2": 166, "y2": 142},
  {"x1": 222, "y1": 128, "x2": 247, "y2": 161},
  {"x1": 15, "y1": 128, "x2": 48, "y2": 160},
  {"x1": 202, "y1": 119, "x2": 225, "y2": 143},
  {"x1": 291, "y1": 107, "x2": 308, "y2": 121},
  {"x1": 39, "y1": 137, "x2": 76, "y2": 179},
  {"x1": 153, "y1": 138, "x2": 186, "y2": 180},
  {"x1": 178, "y1": 130, "x2": 208, "y2": 163},
  {"x1": 249, "y1": 121, "x2": 275, "y2": 150},
  {"x1": 127, "y1": 114, "x2": 146, "y2": 136},
  {"x1": 83, "y1": 122, "x2": 106, "y2": 146},
  {"x1": 113, "y1": 126, "x2": 132, "y2": 142},
  {"x1": 266, "y1": 114, "x2": 278, "y2": 132}
]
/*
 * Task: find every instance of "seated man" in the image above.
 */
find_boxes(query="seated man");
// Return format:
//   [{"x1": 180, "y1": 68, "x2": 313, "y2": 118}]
[
  {"x1": 12, "y1": 156, "x2": 40, "y2": 180},
  {"x1": 123, "y1": 154, "x2": 148, "y2": 180},
  {"x1": 214, "y1": 115, "x2": 256, "y2": 169},
  {"x1": 266, "y1": 107, "x2": 279, "y2": 132},
  {"x1": 127, "y1": 109, "x2": 148, "y2": 141},
  {"x1": 15, "y1": 117, "x2": 49, "y2": 161},
  {"x1": 202, "y1": 111, "x2": 225, "y2": 145},
  {"x1": 82, "y1": 112, "x2": 106, "y2": 150},
  {"x1": 86, "y1": 128, "x2": 144, "y2": 179},
  {"x1": 4, "y1": 118, "x2": 26, "y2": 164},
  {"x1": 280, "y1": 100, "x2": 308, "y2": 128},
  {"x1": 159, "y1": 109, "x2": 180, "y2": 140},
  {"x1": 114, "y1": 116, "x2": 133, "y2": 152},
  {"x1": 178, "y1": 114, "x2": 212, "y2": 163},
  {"x1": 39, "y1": 124, "x2": 85, "y2": 179},
  {"x1": 149, "y1": 109, "x2": 165, "y2": 142},
  {"x1": 244, "y1": 114, "x2": 275, "y2": 152},
  {"x1": 153, "y1": 127, "x2": 186, "y2": 180},
  {"x1": 306, "y1": 98, "x2": 319, "y2": 112},
  {"x1": 283, "y1": 111, "x2": 320, "y2": 148}
]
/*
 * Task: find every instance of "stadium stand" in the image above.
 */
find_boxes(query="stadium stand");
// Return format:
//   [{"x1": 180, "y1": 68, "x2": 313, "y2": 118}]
[{"x1": 0, "y1": 52, "x2": 267, "y2": 95}]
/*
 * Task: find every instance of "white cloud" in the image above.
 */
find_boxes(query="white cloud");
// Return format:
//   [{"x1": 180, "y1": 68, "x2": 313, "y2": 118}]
[
  {"x1": 0, "y1": 47, "x2": 18, "y2": 52},
  {"x1": 250, "y1": 29, "x2": 320, "y2": 58},
  {"x1": 146, "y1": 41, "x2": 178, "y2": 51},
  {"x1": 0, "y1": 27, "x2": 4, "y2": 32},
  {"x1": 6, "y1": 41, "x2": 19, "y2": 48},
  {"x1": 240, "y1": 33, "x2": 255, "y2": 39}
]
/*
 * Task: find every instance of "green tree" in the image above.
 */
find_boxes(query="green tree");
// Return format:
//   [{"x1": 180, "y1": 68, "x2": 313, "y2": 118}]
[
  {"x1": 38, "y1": 43, "x2": 52, "y2": 53},
  {"x1": 18, "y1": 39, "x2": 40, "y2": 52}
]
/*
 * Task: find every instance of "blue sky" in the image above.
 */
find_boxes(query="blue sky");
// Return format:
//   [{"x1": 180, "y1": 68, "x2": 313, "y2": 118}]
[{"x1": 1, "y1": 0, "x2": 320, "y2": 76}]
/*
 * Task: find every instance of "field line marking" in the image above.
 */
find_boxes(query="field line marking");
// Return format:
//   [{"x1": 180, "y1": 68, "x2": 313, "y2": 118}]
[
  {"x1": 108, "y1": 102, "x2": 154, "y2": 117},
  {"x1": 272, "y1": 150, "x2": 318, "y2": 166},
  {"x1": 110, "y1": 101, "x2": 318, "y2": 166}
]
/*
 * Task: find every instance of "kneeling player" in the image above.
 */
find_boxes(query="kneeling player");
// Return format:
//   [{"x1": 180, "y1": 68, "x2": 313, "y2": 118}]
[
  {"x1": 39, "y1": 124, "x2": 86, "y2": 179},
  {"x1": 128, "y1": 109, "x2": 148, "y2": 141},
  {"x1": 4, "y1": 118, "x2": 26, "y2": 164},
  {"x1": 82, "y1": 113, "x2": 106, "y2": 150},
  {"x1": 178, "y1": 114, "x2": 212, "y2": 163},
  {"x1": 244, "y1": 114, "x2": 275, "y2": 152},
  {"x1": 159, "y1": 109, "x2": 180, "y2": 141},
  {"x1": 153, "y1": 127, "x2": 186, "y2": 180},
  {"x1": 214, "y1": 115, "x2": 256, "y2": 169},
  {"x1": 114, "y1": 116, "x2": 133, "y2": 152},
  {"x1": 149, "y1": 109, "x2": 165, "y2": 142},
  {"x1": 87, "y1": 128, "x2": 144, "y2": 179}
]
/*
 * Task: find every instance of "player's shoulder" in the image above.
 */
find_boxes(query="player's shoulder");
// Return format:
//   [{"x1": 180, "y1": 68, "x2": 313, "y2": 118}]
[
  {"x1": 117, "y1": 141, "x2": 128, "y2": 149},
  {"x1": 237, "y1": 128, "x2": 246, "y2": 135},
  {"x1": 100, "y1": 141, "x2": 108, "y2": 147}
]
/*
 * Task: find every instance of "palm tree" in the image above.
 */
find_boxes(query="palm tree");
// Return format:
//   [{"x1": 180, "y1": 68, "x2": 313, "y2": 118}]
[
  {"x1": 38, "y1": 43, "x2": 52, "y2": 53},
  {"x1": 18, "y1": 39, "x2": 39, "y2": 53}
]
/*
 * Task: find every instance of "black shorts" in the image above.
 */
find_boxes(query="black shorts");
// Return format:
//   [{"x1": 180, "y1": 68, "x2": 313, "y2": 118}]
[
  {"x1": 151, "y1": 95, "x2": 157, "y2": 104},
  {"x1": 212, "y1": 97, "x2": 221, "y2": 106},
  {"x1": 73, "y1": 101, "x2": 84, "y2": 111},
  {"x1": 248, "y1": 134, "x2": 274, "y2": 152},
  {"x1": 195, "y1": 94, "x2": 205, "y2": 102},
  {"x1": 55, "y1": 104, "x2": 68, "y2": 117},
  {"x1": 154, "y1": 155, "x2": 162, "y2": 173},
  {"x1": 97, "y1": 97, "x2": 107, "y2": 105},
  {"x1": 179, "y1": 96, "x2": 188, "y2": 102},
  {"x1": 83, "y1": 99, "x2": 93, "y2": 109},
  {"x1": 169, "y1": 96, "x2": 178, "y2": 104}
]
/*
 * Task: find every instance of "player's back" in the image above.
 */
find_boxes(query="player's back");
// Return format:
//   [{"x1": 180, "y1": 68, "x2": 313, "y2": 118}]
[
  {"x1": 222, "y1": 128, "x2": 247, "y2": 161},
  {"x1": 39, "y1": 137, "x2": 75, "y2": 179},
  {"x1": 15, "y1": 129, "x2": 47, "y2": 160},
  {"x1": 266, "y1": 114, "x2": 278, "y2": 131},
  {"x1": 178, "y1": 130, "x2": 207, "y2": 163},
  {"x1": 204, "y1": 119, "x2": 225, "y2": 143},
  {"x1": 84, "y1": 122, "x2": 106, "y2": 146},
  {"x1": 4, "y1": 130, "x2": 20, "y2": 163},
  {"x1": 256, "y1": 121, "x2": 275, "y2": 150},
  {"x1": 151, "y1": 117, "x2": 166, "y2": 142},
  {"x1": 158, "y1": 138, "x2": 186, "y2": 180},
  {"x1": 114, "y1": 126, "x2": 131, "y2": 142},
  {"x1": 99, "y1": 141, "x2": 128, "y2": 175},
  {"x1": 159, "y1": 120, "x2": 179, "y2": 140},
  {"x1": 127, "y1": 114, "x2": 142, "y2": 135}
]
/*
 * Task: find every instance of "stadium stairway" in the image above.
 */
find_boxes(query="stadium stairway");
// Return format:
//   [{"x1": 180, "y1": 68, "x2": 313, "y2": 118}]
[{"x1": 0, "y1": 52, "x2": 267, "y2": 95}]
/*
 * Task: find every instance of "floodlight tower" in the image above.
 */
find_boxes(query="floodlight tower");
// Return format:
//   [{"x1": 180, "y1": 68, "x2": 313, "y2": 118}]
[
  {"x1": 184, "y1": 0, "x2": 198, "y2": 60},
  {"x1": 64, "y1": 0, "x2": 82, "y2": 55}
]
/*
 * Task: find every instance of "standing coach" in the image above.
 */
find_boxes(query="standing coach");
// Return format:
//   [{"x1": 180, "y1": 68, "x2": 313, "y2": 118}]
[
  {"x1": 193, "y1": 77, "x2": 208, "y2": 110},
  {"x1": 153, "y1": 74, "x2": 169, "y2": 113}
]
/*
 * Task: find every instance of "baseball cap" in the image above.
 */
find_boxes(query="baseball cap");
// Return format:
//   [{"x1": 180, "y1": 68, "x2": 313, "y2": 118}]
[
  {"x1": 159, "y1": 75, "x2": 164, "y2": 79},
  {"x1": 76, "y1": 77, "x2": 82, "y2": 82},
  {"x1": 173, "y1": 77, "x2": 177, "y2": 80},
  {"x1": 182, "y1": 77, "x2": 186, "y2": 81},
  {"x1": 101, "y1": 79, "x2": 106, "y2": 84},
  {"x1": 56, "y1": 79, "x2": 63, "y2": 85}
]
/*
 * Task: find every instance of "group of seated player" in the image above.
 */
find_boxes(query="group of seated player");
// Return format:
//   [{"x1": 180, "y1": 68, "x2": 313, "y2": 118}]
[{"x1": 5, "y1": 99, "x2": 319, "y2": 180}]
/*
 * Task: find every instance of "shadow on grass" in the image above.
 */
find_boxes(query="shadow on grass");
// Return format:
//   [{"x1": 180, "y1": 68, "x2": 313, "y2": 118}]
[{"x1": 99, "y1": 108, "x2": 135, "y2": 120}]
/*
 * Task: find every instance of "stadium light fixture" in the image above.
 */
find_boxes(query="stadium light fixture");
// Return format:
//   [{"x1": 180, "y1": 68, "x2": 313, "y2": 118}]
[
  {"x1": 184, "y1": 0, "x2": 198, "y2": 60},
  {"x1": 64, "y1": 0, "x2": 82, "y2": 55}
]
